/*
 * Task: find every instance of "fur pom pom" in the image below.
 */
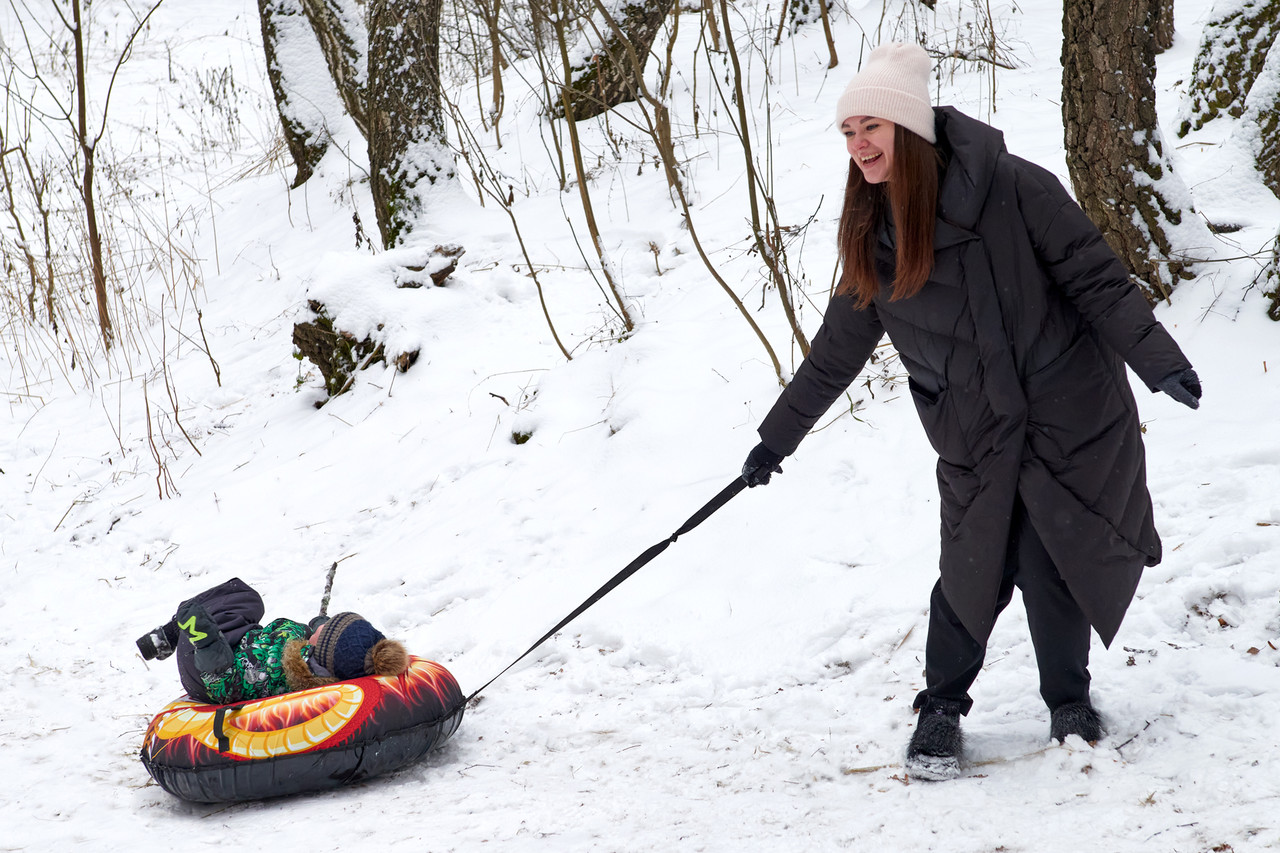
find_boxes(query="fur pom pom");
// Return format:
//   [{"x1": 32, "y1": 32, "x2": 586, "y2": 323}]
[{"x1": 365, "y1": 638, "x2": 410, "y2": 677}]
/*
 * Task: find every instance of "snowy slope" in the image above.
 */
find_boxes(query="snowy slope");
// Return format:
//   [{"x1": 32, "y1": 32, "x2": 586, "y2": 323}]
[{"x1": 2, "y1": 0, "x2": 1279, "y2": 850}]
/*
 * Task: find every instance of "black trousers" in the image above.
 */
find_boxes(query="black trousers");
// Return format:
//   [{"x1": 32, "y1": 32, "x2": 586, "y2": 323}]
[
  {"x1": 913, "y1": 500, "x2": 1092, "y2": 715},
  {"x1": 172, "y1": 577, "x2": 265, "y2": 701}
]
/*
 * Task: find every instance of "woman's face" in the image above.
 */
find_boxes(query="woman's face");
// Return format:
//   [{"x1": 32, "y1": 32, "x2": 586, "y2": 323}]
[{"x1": 843, "y1": 116, "x2": 896, "y2": 184}]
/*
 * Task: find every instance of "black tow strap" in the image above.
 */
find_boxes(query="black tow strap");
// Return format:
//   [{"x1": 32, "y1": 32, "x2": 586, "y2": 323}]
[
  {"x1": 466, "y1": 477, "x2": 748, "y2": 702},
  {"x1": 212, "y1": 706, "x2": 231, "y2": 753}
]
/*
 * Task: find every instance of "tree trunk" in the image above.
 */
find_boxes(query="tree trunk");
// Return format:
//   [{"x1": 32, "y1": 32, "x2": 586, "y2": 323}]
[
  {"x1": 556, "y1": 0, "x2": 674, "y2": 121},
  {"x1": 1267, "y1": 232, "x2": 1280, "y2": 321},
  {"x1": 1155, "y1": 0, "x2": 1175, "y2": 51},
  {"x1": 72, "y1": 0, "x2": 113, "y2": 349},
  {"x1": 366, "y1": 0, "x2": 454, "y2": 247},
  {"x1": 549, "y1": 0, "x2": 636, "y2": 332},
  {"x1": 780, "y1": 0, "x2": 832, "y2": 39},
  {"x1": 258, "y1": 0, "x2": 330, "y2": 187},
  {"x1": 292, "y1": 301, "x2": 387, "y2": 400},
  {"x1": 299, "y1": 0, "x2": 370, "y2": 138},
  {"x1": 818, "y1": 0, "x2": 838, "y2": 68},
  {"x1": 1244, "y1": 40, "x2": 1280, "y2": 196},
  {"x1": 1061, "y1": 0, "x2": 1192, "y2": 302},
  {"x1": 1178, "y1": 0, "x2": 1280, "y2": 136},
  {"x1": 701, "y1": 0, "x2": 720, "y2": 51},
  {"x1": 479, "y1": 0, "x2": 505, "y2": 124}
]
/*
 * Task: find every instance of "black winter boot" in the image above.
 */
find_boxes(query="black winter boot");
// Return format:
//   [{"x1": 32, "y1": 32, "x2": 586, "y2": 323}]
[
  {"x1": 1050, "y1": 701, "x2": 1104, "y2": 744},
  {"x1": 136, "y1": 622, "x2": 179, "y2": 661},
  {"x1": 906, "y1": 698, "x2": 965, "y2": 781}
]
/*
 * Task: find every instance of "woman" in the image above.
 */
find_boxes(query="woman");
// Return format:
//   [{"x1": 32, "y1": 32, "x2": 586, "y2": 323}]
[{"x1": 740, "y1": 43, "x2": 1200, "y2": 781}]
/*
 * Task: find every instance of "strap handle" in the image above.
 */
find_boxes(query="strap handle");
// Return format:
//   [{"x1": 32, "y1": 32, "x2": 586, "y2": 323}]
[
  {"x1": 466, "y1": 477, "x2": 747, "y2": 702},
  {"x1": 212, "y1": 706, "x2": 231, "y2": 753}
]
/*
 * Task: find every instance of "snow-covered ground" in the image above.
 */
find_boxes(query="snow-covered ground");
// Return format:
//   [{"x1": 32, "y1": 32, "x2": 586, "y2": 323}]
[{"x1": 2, "y1": 0, "x2": 1279, "y2": 850}]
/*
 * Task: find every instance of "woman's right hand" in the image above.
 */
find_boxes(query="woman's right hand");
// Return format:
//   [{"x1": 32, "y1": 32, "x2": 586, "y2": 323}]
[{"x1": 741, "y1": 442, "x2": 785, "y2": 487}]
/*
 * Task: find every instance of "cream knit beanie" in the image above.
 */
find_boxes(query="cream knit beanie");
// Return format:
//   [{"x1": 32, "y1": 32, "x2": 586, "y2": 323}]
[{"x1": 834, "y1": 42, "x2": 936, "y2": 143}]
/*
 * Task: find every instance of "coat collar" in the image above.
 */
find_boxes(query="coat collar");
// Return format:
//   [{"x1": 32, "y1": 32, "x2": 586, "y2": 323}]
[
  {"x1": 933, "y1": 218, "x2": 977, "y2": 251},
  {"x1": 877, "y1": 108, "x2": 1004, "y2": 252},
  {"x1": 933, "y1": 106, "x2": 1005, "y2": 233},
  {"x1": 283, "y1": 639, "x2": 337, "y2": 691},
  {"x1": 876, "y1": 211, "x2": 976, "y2": 253},
  {"x1": 875, "y1": 105, "x2": 1003, "y2": 256}
]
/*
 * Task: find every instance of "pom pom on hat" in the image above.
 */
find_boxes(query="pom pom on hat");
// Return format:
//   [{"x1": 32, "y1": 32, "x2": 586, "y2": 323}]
[
  {"x1": 835, "y1": 42, "x2": 936, "y2": 143},
  {"x1": 367, "y1": 638, "x2": 410, "y2": 677},
  {"x1": 313, "y1": 611, "x2": 408, "y2": 680}
]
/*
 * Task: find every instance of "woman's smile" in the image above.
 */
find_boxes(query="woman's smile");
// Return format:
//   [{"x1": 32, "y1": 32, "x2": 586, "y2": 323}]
[{"x1": 843, "y1": 116, "x2": 896, "y2": 183}]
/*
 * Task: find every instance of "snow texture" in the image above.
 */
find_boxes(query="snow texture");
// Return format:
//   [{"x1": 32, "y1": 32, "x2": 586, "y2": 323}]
[{"x1": 1, "y1": 0, "x2": 1279, "y2": 851}]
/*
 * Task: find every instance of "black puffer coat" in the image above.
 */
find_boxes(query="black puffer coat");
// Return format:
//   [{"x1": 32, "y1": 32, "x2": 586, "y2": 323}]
[{"x1": 759, "y1": 107, "x2": 1192, "y2": 647}]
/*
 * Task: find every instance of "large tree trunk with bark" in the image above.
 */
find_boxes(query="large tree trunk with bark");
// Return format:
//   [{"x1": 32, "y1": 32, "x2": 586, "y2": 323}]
[
  {"x1": 1244, "y1": 41, "x2": 1280, "y2": 196},
  {"x1": 555, "y1": 0, "x2": 674, "y2": 121},
  {"x1": 1062, "y1": 0, "x2": 1192, "y2": 302},
  {"x1": 1178, "y1": 0, "x2": 1280, "y2": 135},
  {"x1": 298, "y1": 0, "x2": 370, "y2": 138},
  {"x1": 366, "y1": 0, "x2": 454, "y2": 247},
  {"x1": 1155, "y1": 0, "x2": 1175, "y2": 51},
  {"x1": 258, "y1": 0, "x2": 330, "y2": 187}
]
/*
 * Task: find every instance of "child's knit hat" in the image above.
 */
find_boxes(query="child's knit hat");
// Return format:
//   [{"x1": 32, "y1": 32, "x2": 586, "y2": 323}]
[{"x1": 313, "y1": 611, "x2": 408, "y2": 680}]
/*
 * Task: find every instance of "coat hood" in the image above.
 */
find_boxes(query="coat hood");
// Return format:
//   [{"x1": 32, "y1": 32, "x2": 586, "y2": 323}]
[{"x1": 282, "y1": 639, "x2": 337, "y2": 692}]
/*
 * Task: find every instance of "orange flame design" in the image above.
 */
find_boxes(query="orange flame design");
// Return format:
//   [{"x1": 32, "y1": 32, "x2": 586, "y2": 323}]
[
  {"x1": 143, "y1": 657, "x2": 463, "y2": 765},
  {"x1": 380, "y1": 658, "x2": 462, "y2": 706},
  {"x1": 147, "y1": 683, "x2": 365, "y2": 759}
]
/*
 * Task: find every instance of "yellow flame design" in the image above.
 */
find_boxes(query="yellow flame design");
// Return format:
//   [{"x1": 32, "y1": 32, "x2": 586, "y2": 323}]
[{"x1": 148, "y1": 683, "x2": 364, "y2": 759}]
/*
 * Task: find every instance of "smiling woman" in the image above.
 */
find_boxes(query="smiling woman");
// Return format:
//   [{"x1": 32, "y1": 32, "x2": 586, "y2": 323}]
[
  {"x1": 842, "y1": 117, "x2": 896, "y2": 184},
  {"x1": 739, "y1": 41, "x2": 1202, "y2": 782}
]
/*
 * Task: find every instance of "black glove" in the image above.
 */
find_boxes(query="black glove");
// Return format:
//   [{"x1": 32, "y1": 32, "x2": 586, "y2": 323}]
[
  {"x1": 176, "y1": 602, "x2": 234, "y2": 674},
  {"x1": 741, "y1": 442, "x2": 785, "y2": 487},
  {"x1": 307, "y1": 614, "x2": 331, "y2": 634},
  {"x1": 1156, "y1": 368, "x2": 1201, "y2": 410}
]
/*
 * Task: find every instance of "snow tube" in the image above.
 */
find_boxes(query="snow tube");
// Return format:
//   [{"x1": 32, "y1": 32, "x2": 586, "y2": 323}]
[{"x1": 140, "y1": 656, "x2": 465, "y2": 803}]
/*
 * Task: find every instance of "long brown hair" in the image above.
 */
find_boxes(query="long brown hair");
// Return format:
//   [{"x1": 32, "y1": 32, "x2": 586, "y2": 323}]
[{"x1": 836, "y1": 124, "x2": 941, "y2": 308}]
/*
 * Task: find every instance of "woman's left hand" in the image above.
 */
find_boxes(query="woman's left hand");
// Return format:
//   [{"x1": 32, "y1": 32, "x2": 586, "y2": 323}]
[{"x1": 1156, "y1": 368, "x2": 1201, "y2": 409}]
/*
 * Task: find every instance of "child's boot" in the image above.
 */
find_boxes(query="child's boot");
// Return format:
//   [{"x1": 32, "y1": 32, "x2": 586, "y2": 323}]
[{"x1": 135, "y1": 622, "x2": 179, "y2": 661}]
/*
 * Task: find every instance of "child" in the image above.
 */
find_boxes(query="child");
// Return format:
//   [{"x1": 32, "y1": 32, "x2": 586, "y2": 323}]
[{"x1": 136, "y1": 577, "x2": 409, "y2": 705}]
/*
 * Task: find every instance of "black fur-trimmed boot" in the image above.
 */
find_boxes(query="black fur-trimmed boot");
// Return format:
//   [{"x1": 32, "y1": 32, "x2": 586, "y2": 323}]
[
  {"x1": 906, "y1": 698, "x2": 965, "y2": 781},
  {"x1": 1050, "y1": 700, "x2": 1104, "y2": 745},
  {"x1": 136, "y1": 621, "x2": 179, "y2": 661}
]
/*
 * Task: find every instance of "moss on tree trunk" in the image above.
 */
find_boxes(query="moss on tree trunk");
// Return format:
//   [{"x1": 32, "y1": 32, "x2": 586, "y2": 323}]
[
  {"x1": 367, "y1": 0, "x2": 452, "y2": 247},
  {"x1": 1179, "y1": 0, "x2": 1280, "y2": 136}
]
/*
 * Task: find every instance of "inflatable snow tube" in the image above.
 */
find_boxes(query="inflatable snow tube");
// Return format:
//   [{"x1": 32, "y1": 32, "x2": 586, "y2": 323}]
[{"x1": 140, "y1": 656, "x2": 465, "y2": 803}]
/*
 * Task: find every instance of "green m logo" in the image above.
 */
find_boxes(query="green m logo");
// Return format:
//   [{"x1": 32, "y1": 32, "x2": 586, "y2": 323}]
[{"x1": 178, "y1": 614, "x2": 207, "y2": 644}]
